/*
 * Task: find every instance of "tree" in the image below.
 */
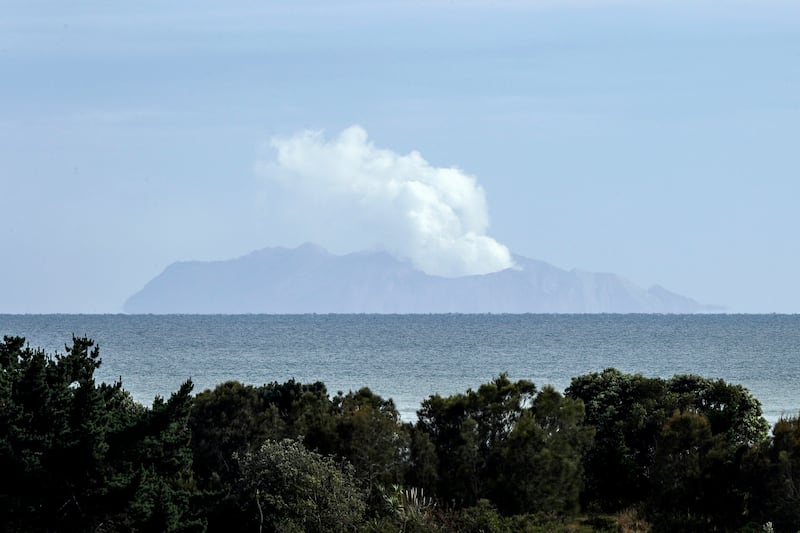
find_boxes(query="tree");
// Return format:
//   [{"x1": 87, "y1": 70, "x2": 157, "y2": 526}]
[
  {"x1": 237, "y1": 438, "x2": 366, "y2": 533},
  {"x1": 565, "y1": 369, "x2": 669, "y2": 511},
  {"x1": 416, "y1": 374, "x2": 536, "y2": 506},
  {"x1": 0, "y1": 336, "x2": 201, "y2": 532},
  {"x1": 492, "y1": 386, "x2": 593, "y2": 515},
  {"x1": 566, "y1": 368, "x2": 769, "y2": 522},
  {"x1": 405, "y1": 424, "x2": 439, "y2": 495},
  {"x1": 259, "y1": 379, "x2": 337, "y2": 453},
  {"x1": 190, "y1": 380, "x2": 410, "y2": 524},
  {"x1": 415, "y1": 375, "x2": 593, "y2": 517},
  {"x1": 648, "y1": 410, "x2": 715, "y2": 532},
  {"x1": 189, "y1": 381, "x2": 272, "y2": 486},
  {"x1": 667, "y1": 374, "x2": 768, "y2": 447},
  {"x1": 331, "y1": 388, "x2": 409, "y2": 505},
  {"x1": 743, "y1": 415, "x2": 800, "y2": 531}
]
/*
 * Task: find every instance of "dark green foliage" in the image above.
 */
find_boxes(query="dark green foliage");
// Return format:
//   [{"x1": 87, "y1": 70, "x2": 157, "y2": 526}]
[
  {"x1": 416, "y1": 374, "x2": 537, "y2": 506},
  {"x1": 261, "y1": 379, "x2": 336, "y2": 450},
  {"x1": 416, "y1": 375, "x2": 593, "y2": 516},
  {"x1": 433, "y1": 500, "x2": 613, "y2": 533},
  {"x1": 110, "y1": 380, "x2": 201, "y2": 532},
  {"x1": 189, "y1": 379, "x2": 411, "y2": 527},
  {"x1": 762, "y1": 416, "x2": 800, "y2": 529},
  {"x1": 188, "y1": 379, "x2": 331, "y2": 472},
  {"x1": 371, "y1": 484, "x2": 438, "y2": 533},
  {"x1": 743, "y1": 415, "x2": 800, "y2": 532},
  {"x1": 566, "y1": 368, "x2": 769, "y2": 519},
  {"x1": 667, "y1": 374, "x2": 769, "y2": 447},
  {"x1": 450, "y1": 499, "x2": 510, "y2": 532},
  {"x1": 492, "y1": 386, "x2": 594, "y2": 515},
  {"x1": 330, "y1": 388, "x2": 409, "y2": 504},
  {"x1": 565, "y1": 369, "x2": 672, "y2": 511},
  {"x1": 406, "y1": 423, "x2": 439, "y2": 493},
  {"x1": 1, "y1": 333, "x2": 788, "y2": 531},
  {"x1": 189, "y1": 381, "x2": 270, "y2": 486},
  {"x1": 0, "y1": 335, "x2": 201, "y2": 532},
  {"x1": 237, "y1": 438, "x2": 366, "y2": 532},
  {"x1": 188, "y1": 379, "x2": 334, "y2": 530},
  {"x1": 648, "y1": 410, "x2": 718, "y2": 532}
]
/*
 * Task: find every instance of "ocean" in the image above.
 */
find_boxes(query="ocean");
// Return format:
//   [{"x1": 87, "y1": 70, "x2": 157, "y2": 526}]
[{"x1": 1, "y1": 314, "x2": 798, "y2": 425}]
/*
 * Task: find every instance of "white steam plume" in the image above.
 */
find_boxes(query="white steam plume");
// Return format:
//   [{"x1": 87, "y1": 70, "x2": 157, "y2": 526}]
[{"x1": 258, "y1": 125, "x2": 514, "y2": 277}]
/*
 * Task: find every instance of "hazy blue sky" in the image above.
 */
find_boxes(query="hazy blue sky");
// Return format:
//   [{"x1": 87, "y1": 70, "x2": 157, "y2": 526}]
[{"x1": 2, "y1": 0, "x2": 799, "y2": 313}]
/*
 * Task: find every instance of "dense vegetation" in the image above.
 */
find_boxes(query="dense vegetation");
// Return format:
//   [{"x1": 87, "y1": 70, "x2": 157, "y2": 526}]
[{"x1": 2, "y1": 335, "x2": 799, "y2": 532}]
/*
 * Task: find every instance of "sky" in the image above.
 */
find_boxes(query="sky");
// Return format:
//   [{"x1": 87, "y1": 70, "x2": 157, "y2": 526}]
[{"x1": 1, "y1": 0, "x2": 799, "y2": 313}]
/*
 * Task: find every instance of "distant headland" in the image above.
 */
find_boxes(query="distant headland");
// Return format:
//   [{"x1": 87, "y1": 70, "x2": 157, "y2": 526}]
[{"x1": 124, "y1": 243, "x2": 719, "y2": 314}]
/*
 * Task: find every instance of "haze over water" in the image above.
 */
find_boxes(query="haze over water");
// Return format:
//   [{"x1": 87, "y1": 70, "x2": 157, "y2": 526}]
[
  {"x1": 2, "y1": 314, "x2": 797, "y2": 425},
  {"x1": 3, "y1": 3, "x2": 799, "y2": 315}
]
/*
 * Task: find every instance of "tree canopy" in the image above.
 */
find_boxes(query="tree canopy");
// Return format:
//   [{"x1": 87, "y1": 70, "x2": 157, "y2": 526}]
[{"x1": 1, "y1": 336, "x2": 793, "y2": 532}]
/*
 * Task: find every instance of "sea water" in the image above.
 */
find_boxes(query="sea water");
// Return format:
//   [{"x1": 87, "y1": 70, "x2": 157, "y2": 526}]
[{"x1": 1, "y1": 314, "x2": 798, "y2": 425}]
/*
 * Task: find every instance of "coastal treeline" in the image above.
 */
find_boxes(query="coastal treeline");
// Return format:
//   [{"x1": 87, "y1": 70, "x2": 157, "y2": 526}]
[{"x1": 2, "y1": 336, "x2": 799, "y2": 532}]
